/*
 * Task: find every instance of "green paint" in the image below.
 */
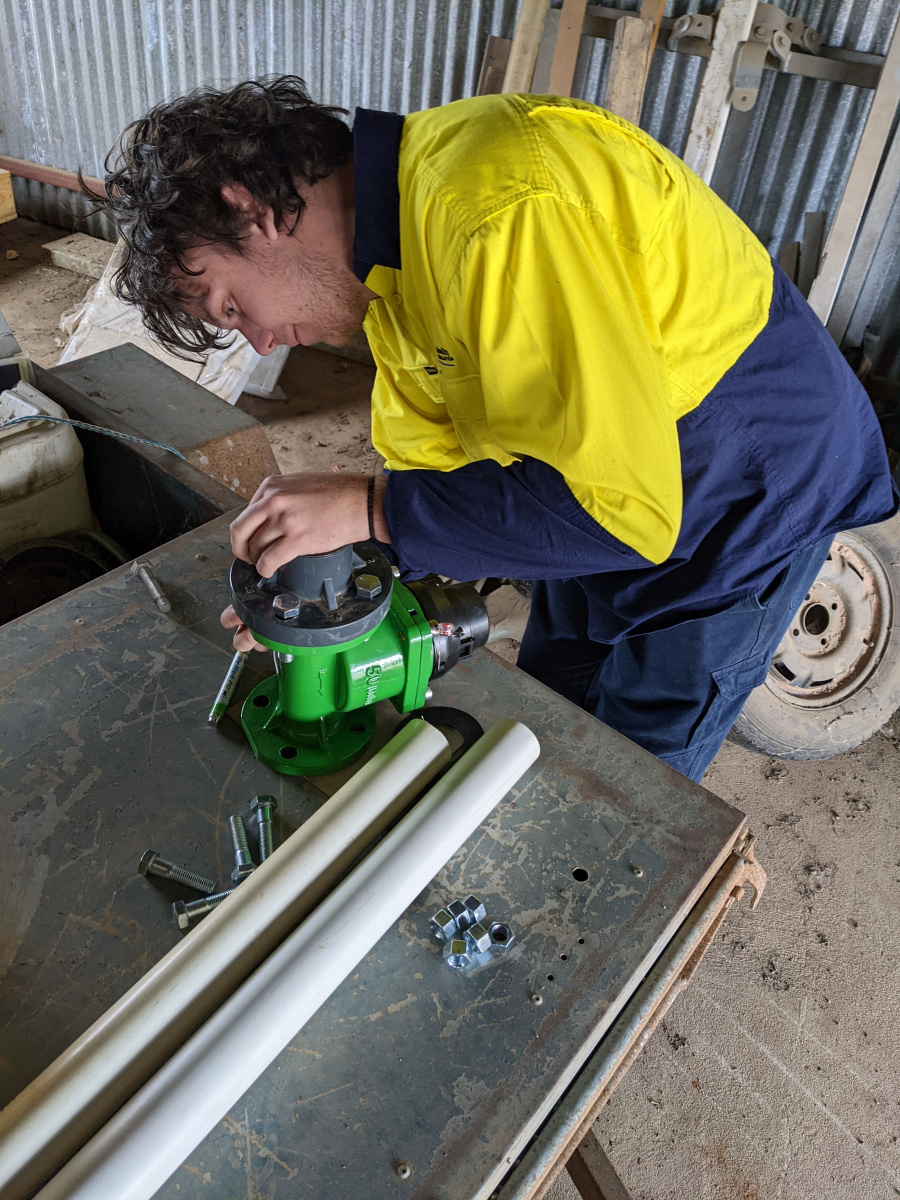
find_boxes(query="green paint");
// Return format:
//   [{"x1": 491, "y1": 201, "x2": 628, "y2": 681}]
[{"x1": 240, "y1": 581, "x2": 433, "y2": 776}]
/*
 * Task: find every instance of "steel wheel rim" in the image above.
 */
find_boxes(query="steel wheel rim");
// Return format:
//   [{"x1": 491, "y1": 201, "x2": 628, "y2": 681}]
[{"x1": 764, "y1": 533, "x2": 893, "y2": 709}]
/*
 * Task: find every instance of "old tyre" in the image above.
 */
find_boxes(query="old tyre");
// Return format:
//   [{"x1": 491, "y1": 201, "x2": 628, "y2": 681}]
[{"x1": 731, "y1": 516, "x2": 900, "y2": 760}]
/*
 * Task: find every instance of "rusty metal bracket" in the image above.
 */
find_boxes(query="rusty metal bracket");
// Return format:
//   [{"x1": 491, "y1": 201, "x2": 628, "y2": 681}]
[
  {"x1": 732, "y1": 4, "x2": 821, "y2": 110},
  {"x1": 666, "y1": 12, "x2": 713, "y2": 54}
]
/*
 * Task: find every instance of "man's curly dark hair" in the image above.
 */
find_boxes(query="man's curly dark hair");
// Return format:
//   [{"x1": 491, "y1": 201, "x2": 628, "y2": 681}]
[{"x1": 86, "y1": 75, "x2": 353, "y2": 357}]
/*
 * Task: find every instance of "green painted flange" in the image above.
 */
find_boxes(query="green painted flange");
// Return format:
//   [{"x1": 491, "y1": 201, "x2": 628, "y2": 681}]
[{"x1": 241, "y1": 675, "x2": 377, "y2": 776}]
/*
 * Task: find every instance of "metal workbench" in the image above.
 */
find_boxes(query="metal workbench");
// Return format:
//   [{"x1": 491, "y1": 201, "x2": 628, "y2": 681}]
[{"x1": 0, "y1": 514, "x2": 756, "y2": 1200}]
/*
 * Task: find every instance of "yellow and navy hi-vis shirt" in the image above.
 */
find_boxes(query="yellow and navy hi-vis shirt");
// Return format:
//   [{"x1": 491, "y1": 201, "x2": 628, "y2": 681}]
[{"x1": 351, "y1": 96, "x2": 896, "y2": 642}]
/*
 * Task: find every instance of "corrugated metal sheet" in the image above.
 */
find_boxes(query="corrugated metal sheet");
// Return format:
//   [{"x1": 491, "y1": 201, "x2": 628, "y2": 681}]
[{"x1": 0, "y1": 0, "x2": 897, "y2": 355}]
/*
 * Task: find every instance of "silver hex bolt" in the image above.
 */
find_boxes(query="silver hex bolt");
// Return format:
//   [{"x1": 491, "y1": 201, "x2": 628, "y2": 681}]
[
  {"x1": 250, "y1": 794, "x2": 278, "y2": 862},
  {"x1": 173, "y1": 888, "x2": 235, "y2": 930},
  {"x1": 138, "y1": 850, "x2": 216, "y2": 895},
  {"x1": 228, "y1": 814, "x2": 256, "y2": 883},
  {"x1": 272, "y1": 592, "x2": 301, "y2": 620},
  {"x1": 131, "y1": 560, "x2": 171, "y2": 613}
]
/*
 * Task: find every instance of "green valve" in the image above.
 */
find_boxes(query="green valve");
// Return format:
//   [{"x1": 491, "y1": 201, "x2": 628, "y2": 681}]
[{"x1": 229, "y1": 542, "x2": 488, "y2": 776}]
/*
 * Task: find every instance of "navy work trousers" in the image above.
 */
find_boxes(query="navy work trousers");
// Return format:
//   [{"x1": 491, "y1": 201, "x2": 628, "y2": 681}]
[{"x1": 517, "y1": 538, "x2": 832, "y2": 782}]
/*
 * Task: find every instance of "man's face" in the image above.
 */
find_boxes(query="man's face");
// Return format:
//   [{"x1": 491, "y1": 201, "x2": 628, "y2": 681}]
[{"x1": 179, "y1": 181, "x2": 372, "y2": 354}]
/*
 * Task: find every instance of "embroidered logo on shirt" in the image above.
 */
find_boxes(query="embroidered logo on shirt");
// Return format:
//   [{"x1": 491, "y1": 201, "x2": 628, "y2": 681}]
[{"x1": 436, "y1": 345, "x2": 455, "y2": 368}]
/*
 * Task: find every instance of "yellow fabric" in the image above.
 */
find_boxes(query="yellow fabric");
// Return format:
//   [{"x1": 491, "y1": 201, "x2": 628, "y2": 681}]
[{"x1": 363, "y1": 94, "x2": 773, "y2": 564}]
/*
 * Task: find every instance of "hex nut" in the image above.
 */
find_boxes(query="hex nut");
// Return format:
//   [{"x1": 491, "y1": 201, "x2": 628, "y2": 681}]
[
  {"x1": 429, "y1": 908, "x2": 458, "y2": 941},
  {"x1": 447, "y1": 898, "x2": 470, "y2": 929},
  {"x1": 172, "y1": 900, "x2": 190, "y2": 931},
  {"x1": 272, "y1": 592, "x2": 301, "y2": 620},
  {"x1": 443, "y1": 936, "x2": 473, "y2": 971},
  {"x1": 464, "y1": 922, "x2": 492, "y2": 954},
  {"x1": 462, "y1": 894, "x2": 487, "y2": 925},
  {"x1": 355, "y1": 573, "x2": 383, "y2": 600},
  {"x1": 489, "y1": 921, "x2": 515, "y2": 953},
  {"x1": 230, "y1": 862, "x2": 256, "y2": 884}
]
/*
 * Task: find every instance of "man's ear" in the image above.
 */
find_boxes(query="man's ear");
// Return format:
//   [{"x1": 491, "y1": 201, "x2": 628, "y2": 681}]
[{"x1": 221, "y1": 183, "x2": 279, "y2": 243}]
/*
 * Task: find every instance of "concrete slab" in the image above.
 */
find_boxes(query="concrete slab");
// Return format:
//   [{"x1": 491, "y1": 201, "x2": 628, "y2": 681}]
[
  {"x1": 42, "y1": 232, "x2": 114, "y2": 280},
  {"x1": 545, "y1": 734, "x2": 900, "y2": 1200}
]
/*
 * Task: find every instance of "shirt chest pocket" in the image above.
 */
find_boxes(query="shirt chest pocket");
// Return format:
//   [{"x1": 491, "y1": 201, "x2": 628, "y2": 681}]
[{"x1": 439, "y1": 372, "x2": 515, "y2": 465}]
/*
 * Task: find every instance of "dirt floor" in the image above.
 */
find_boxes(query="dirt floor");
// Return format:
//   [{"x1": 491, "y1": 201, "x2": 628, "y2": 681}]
[{"x1": 3, "y1": 215, "x2": 898, "y2": 1200}]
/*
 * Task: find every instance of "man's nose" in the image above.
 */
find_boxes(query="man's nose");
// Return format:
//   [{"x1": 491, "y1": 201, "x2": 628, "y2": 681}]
[{"x1": 241, "y1": 323, "x2": 277, "y2": 356}]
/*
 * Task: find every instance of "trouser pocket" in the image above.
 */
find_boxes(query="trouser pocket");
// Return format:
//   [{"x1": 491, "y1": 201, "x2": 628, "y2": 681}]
[{"x1": 688, "y1": 647, "x2": 773, "y2": 748}]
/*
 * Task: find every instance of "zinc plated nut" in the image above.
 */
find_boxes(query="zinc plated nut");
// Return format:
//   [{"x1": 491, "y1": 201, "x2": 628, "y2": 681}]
[
  {"x1": 272, "y1": 592, "x2": 301, "y2": 620},
  {"x1": 355, "y1": 573, "x2": 382, "y2": 599},
  {"x1": 446, "y1": 898, "x2": 470, "y2": 930},
  {"x1": 138, "y1": 850, "x2": 216, "y2": 895},
  {"x1": 228, "y1": 813, "x2": 256, "y2": 883},
  {"x1": 464, "y1": 922, "x2": 492, "y2": 954},
  {"x1": 462, "y1": 895, "x2": 487, "y2": 926},
  {"x1": 250, "y1": 794, "x2": 278, "y2": 862},
  {"x1": 443, "y1": 936, "x2": 473, "y2": 971},
  {"x1": 173, "y1": 888, "x2": 235, "y2": 930},
  {"x1": 429, "y1": 908, "x2": 458, "y2": 941},
  {"x1": 488, "y1": 921, "x2": 515, "y2": 953}
]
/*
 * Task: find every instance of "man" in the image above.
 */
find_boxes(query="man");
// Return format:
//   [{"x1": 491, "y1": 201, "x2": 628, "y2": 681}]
[{"x1": 97, "y1": 75, "x2": 896, "y2": 781}]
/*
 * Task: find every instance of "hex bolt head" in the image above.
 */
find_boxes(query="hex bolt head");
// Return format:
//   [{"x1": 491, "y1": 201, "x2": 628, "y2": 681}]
[
  {"x1": 355, "y1": 573, "x2": 382, "y2": 600},
  {"x1": 250, "y1": 794, "x2": 277, "y2": 818},
  {"x1": 443, "y1": 936, "x2": 473, "y2": 971},
  {"x1": 462, "y1": 895, "x2": 487, "y2": 926},
  {"x1": 429, "y1": 908, "x2": 458, "y2": 941},
  {"x1": 464, "y1": 922, "x2": 492, "y2": 954},
  {"x1": 172, "y1": 900, "x2": 190, "y2": 931},
  {"x1": 230, "y1": 862, "x2": 256, "y2": 884},
  {"x1": 447, "y1": 898, "x2": 470, "y2": 930},
  {"x1": 138, "y1": 850, "x2": 159, "y2": 877},
  {"x1": 489, "y1": 921, "x2": 515, "y2": 953},
  {"x1": 272, "y1": 592, "x2": 301, "y2": 620}
]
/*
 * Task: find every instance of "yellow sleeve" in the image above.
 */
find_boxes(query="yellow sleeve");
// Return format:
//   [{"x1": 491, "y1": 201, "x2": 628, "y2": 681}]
[{"x1": 442, "y1": 194, "x2": 683, "y2": 565}]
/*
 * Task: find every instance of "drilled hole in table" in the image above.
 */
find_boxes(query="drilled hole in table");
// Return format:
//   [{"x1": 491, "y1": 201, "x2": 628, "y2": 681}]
[
  {"x1": 546, "y1": 974, "x2": 554, "y2": 981},
  {"x1": 572, "y1": 867, "x2": 589, "y2": 882}
]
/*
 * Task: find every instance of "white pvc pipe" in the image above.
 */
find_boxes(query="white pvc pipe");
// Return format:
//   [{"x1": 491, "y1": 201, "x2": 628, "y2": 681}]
[
  {"x1": 0, "y1": 719, "x2": 450, "y2": 1200},
  {"x1": 36, "y1": 720, "x2": 540, "y2": 1200}
]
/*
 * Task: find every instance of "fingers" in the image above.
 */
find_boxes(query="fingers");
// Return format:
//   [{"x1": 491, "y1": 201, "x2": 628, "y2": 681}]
[
  {"x1": 221, "y1": 606, "x2": 267, "y2": 652},
  {"x1": 232, "y1": 622, "x2": 268, "y2": 653},
  {"x1": 255, "y1": 535, "x2": 298, "y2": 581}
]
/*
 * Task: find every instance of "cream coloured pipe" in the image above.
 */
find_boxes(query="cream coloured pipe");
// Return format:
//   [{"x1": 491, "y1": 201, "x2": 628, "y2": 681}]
[
  {"x1": 36, "y1": 720, "x2": 540, "y2": 1200},
  {"x1": 0, "y1": 719, "x2": 450, "y2": 1200}
]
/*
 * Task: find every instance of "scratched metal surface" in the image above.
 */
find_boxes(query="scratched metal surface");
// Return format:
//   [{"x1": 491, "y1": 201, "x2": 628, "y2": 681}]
[{"x1": 0, "y1": 515, "x2": 745, "y2": 1200}]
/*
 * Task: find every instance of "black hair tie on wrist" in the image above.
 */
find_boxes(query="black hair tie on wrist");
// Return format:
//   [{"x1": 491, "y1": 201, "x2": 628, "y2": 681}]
[{"x1": 367, "y1": 475, "x2": 376, "y2": 542}]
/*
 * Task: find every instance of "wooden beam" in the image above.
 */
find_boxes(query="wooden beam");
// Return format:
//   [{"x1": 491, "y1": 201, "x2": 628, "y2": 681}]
[
  {"x1": 548, "y1": 0, "x2": 589, "y2": 96},
  {"x1": 808, "y1": 16, "x2": 900, "y2": 325},
  {"x1": 604, "y1": 15, "x2": 654, "y2": 124},
  {"x1": 566, "y1": 1128, "x2": 634, "y2": 1200},
  {"x1": 0, "y1": 153, "x2": 105, "y2": 198},
  {"x1": 476, "y1": 34, "x2": 512, "y2": 95},
  {"x1": 682, "y1": 0, "x2": 756, "y2": 184},
  {"x1": 501, "y1": 0, "x2": 552, "y2": 93}
]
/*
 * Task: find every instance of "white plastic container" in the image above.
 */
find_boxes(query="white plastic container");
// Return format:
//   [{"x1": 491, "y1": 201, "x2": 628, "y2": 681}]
[{"x1": 0, "y1": 381, "x2": 92, "y2": 553}]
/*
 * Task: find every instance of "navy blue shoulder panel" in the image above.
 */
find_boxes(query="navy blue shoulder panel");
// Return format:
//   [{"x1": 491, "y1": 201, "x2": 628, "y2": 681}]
[
  {"x1": 384, "y1": 263, "x2": 897, "y2": 642},
  {"x1": 351, "y1": 108, "x2": 404, "y2": 282}
]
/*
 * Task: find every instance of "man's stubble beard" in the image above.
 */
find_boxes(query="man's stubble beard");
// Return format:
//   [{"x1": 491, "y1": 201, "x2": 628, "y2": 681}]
[{"x1": 293, "y1": 249, "x2": 371, "y2": 347}]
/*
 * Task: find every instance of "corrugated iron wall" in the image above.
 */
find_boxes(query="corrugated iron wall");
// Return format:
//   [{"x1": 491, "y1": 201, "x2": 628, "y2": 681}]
[{"x1": 0, "y1": 0, "x2": 898, "y2": 353}]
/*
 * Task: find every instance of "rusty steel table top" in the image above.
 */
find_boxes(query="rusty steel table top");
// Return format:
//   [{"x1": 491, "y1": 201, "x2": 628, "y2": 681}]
[{"x1": 0, "y1": 515, "x2": 745, "y2": 1200}]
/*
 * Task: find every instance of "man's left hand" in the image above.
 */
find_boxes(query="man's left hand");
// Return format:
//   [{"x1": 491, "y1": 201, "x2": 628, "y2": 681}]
[{"x1": 229, "y1": 472, "x2": 388, "y2": 579}]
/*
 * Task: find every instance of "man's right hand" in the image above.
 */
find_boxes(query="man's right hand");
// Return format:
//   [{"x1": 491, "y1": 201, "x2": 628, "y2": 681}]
[{"x1": 221, "y1": 604, "x2": 268, "y2": 653}]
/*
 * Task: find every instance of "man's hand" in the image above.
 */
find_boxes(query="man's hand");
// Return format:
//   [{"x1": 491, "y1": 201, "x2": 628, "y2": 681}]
[
  {"x1": 230, "y1": 472, "x2": 388, "y2": 579},
  {"x1": 220, "y1": 472, "x2": 389, "y2": 652}
]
